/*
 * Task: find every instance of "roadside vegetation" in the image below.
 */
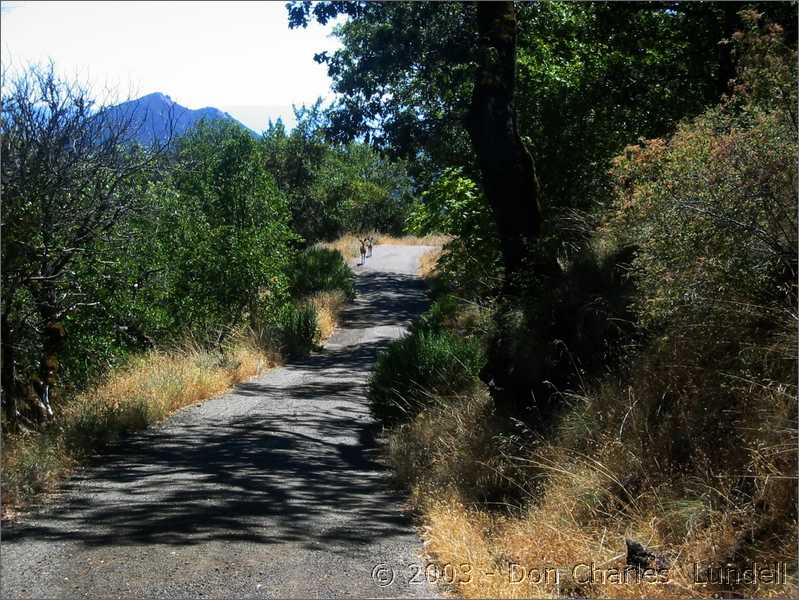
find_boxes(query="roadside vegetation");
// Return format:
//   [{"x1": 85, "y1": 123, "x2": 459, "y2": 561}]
[
  {"x1": 295, "y1": 5, "x2": 796, "y2": 598},
  {"x1": 3, "y1": 4, "x2": 797, "y2": 599},
  {"x1": 0, "y1": 65, "x2": 414, "y2": 511}
]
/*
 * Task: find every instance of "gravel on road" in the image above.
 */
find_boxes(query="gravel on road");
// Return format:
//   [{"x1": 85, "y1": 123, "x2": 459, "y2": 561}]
[{"x1": 1, "y1": 245, "x2": 438, "y2": 599}]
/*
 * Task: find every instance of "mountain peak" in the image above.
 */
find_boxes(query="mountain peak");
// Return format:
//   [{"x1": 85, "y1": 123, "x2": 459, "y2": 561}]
[
  {"x1": 139, "y1": 91, "x2": 173, "y2": 104},
  {"x1": 106, "y1": 93, "x2": 255, "y2": 145}
]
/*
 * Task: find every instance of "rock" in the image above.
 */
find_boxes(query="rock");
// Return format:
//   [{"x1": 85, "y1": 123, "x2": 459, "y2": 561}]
[{"x1": 625, "y1": 538, "x2": 656, "y2": 569}]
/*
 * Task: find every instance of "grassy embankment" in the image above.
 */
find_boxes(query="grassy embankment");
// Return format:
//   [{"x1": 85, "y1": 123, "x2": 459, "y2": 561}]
[
  {"x1": 2, "y1": 246, "x2": 354, "y2": 514},
  {"x1": 368, "y1": 82, "x2": 797, "y2": 598},
  {"x1": 377, "y1": 251, "x2": 796, "y2": 599}
]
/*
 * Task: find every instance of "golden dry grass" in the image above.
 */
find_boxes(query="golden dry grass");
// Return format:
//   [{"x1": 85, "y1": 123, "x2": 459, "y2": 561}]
[
  {"x1": 418, "y1": 246, "x2": 443, "y2": 279},
  {"x1": 308, "y1": 290, "x2": 347, "y2": 341},
  {"x1": 388, "y1": 382, "x2": 797, "y2": 599},
  {"x1": 420, "y1": 483, "x2": 798, "y2": 599},
  {"x1": 322, "y1": 233, "x2": 451, "y2": 260},
  {"x1": 2, "y1": 330, "x2": 277, "y2": 512},
  {"x1": 65, "y1": 334, "x2": 274, "y2": 425}
]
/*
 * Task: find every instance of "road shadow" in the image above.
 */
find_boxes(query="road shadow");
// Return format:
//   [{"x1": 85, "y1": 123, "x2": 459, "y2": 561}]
[
  {"x1": 1, "y1": 261, "x2": 431, "y2": 553},
  {"x1": 339, "y1": 271, "x2": 429, "y2": 330}
]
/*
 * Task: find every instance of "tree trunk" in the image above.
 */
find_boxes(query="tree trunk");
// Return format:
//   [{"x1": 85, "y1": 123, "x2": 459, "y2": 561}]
[
  {"x1": 464, "y1": 1, "x2": 547, "y2": 285},
  {"x1": 33, "y1": 286, "x2": 64, "y2": 422},
  {"x1": 464, "y1": 2, "x2": 560, "y2": 418},
  {"x1": 717, "y1": 4, "x2": 740, "y2": 98},
  {"x1": 1, "y1": 310, "x2": 19, "y2": 426}
]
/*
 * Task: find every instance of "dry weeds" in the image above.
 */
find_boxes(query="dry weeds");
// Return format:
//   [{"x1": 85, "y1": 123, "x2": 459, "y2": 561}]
[
  {"x1": 2, "y1": 330, "x2": 277, "y2": 512},
  {"x1": 309, "y1": 290, "x2": 347, "y2": 341},
  {"x1": 418, "y1": 246, "x2": 443, "y2": 279},
  {"x1": 388, "y1": 375, "x2": 797, "y2": 599}
]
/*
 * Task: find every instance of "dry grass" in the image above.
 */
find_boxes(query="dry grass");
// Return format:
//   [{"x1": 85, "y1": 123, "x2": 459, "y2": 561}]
[
  {"x1": 386, "y1": 333, "x2": 798, "y2": 598},
  {"x1": 377, "y1": 233, "x2": 451, "y2": 247},
  {"x1": 322, "y1": 232, "x2": 451, "y2": 261},
  {"x1": 308, "y1": 290, "x2": 347, "y2": 341},
  {"x1": 65, "y1": 333, "x2": 274, "y2": 425},
  {"x1": 418, "y1": 246, "x2": 443, "y2": 279},
  {"x1": 1, "y1": 330, "x2": 278, "y2": 512},
  {"x1": 419, "y1": 472, "x2": 797, "y2": 599}
]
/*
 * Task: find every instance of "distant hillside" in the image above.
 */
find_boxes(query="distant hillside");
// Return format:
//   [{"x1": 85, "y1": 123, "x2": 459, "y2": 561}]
[{"x1": 104, "y1": 92, "x2": 255, "y2": 145}]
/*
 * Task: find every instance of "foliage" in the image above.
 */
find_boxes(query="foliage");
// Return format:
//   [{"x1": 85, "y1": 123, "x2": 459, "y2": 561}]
[
  {"x1": 275, "y1": 302, "x2": 319, "y2": 359},
  {"x1": 407, "y1": 168, "x2": 500, "y2": 297},
  {"x1": 289, "y1": 247, "x2": 354, "y2": 300},
  {"x1": 406, "y1": 168, "x2": 491, "y2": 240},
  {"x1": 369, "y1": 323, "x2": 484, "y2": 426},
  {"x1": 287, "y1": 1, "x2": 792, "y2": 209},
  {"x1": 163, "y1": 120, "x2": 296, "y2": 331},
  {"x1": 514, "y1": 2, "x2": 728, "y2": 222},
  {"x1": 288, "y1": 1, "x2": 478, "y2": 182},
  {"x1": 606, "y1": 12, "x2": 797, "y2": 328},
  {"x1": 261, "y1": 104, "x2": 416, "y2": 243},
  {"x1": 54, "y1": 121, "x2": 298, "y2": 389}
]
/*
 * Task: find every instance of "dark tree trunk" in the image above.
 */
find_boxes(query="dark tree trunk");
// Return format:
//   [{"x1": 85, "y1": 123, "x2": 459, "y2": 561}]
[
  {"x1": 464, "y1": 1, "x2": 560, "y2": 418},
  {"x1": 33, "y1": 286, "x2": 64, "y2": 422},
  {"x1": 1, "y1": 310, "x2": 19, "y2": 425},
  {"x1": 717, "y1": 4, "x2": 741, "y2": 98},
  {"x1": 464, "y1": 1, "x2": 549, "y2": 286}
]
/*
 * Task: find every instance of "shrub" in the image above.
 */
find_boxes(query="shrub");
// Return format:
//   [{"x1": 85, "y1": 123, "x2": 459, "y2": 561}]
[
  {"x1": 606, "y1": 12, "x2": 797, "y2": 329},
  {"x1": 407, "y1": 169, "x2": 501, "y2": 299},
  {"x1": 289, "y1": 246, "x2": 355, "y2": 299},
  {"x1": 369, "y1": 326, "x2": 484, "y2": 426},
  {"x1": 277, "y1": 302, "x2": 319, "y2": 359}
]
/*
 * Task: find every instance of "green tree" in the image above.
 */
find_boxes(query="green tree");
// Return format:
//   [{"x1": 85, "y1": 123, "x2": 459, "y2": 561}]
[
  {"x1": 0, "y1": 64, "x2": 170, "y2": 423},
  {"x1": 262, "y1": 103, "x2": 415, "y2": 242},
  {"x1": 165, "y1": 120, "x2": 296, "y2": 332}
]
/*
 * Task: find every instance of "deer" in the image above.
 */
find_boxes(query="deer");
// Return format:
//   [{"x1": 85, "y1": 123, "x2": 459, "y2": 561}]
[
  {"x1": 367, "y1": 236, "x2": 374, "y2": 257},
  {"x1": 359, "y1": 238, "x2": 367, "y2": 265}
]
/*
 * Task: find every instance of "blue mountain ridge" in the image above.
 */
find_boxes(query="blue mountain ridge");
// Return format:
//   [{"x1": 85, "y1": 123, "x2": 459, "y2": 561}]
[{"x1": 104, "y1": 92, "x2": 256, "y2": 145}]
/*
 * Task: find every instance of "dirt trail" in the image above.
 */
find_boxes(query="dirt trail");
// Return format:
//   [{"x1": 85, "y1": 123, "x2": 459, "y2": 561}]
[{"x1": 1, "y1": 245, "x2": 437, "y2": 599}]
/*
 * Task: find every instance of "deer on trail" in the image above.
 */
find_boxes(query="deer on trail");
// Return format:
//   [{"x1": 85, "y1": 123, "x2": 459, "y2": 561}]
[
  {"x1": 367, "y1": 236, "x2": 374, "y2": 258},
  {"x1": 359, "y1": 238, "x2": 367, "y2": 265}
]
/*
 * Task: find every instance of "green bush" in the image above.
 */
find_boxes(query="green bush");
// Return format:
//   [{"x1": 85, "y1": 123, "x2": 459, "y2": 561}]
[
  {"x1": 407, "y1": 168, "x2": 501, "y2": 299},
  {"x1": 606, "y1": 12, "x2": 797, "y2": 329},
  {"x1": 289, "y1": 246, "x2": 355, "y2": 299},
  {"x1": 369, "y1": 326, "x2": 484, "y2": 426},
  {"x1": 277, "y1": 302, "x2": 319, "y2": 359}
]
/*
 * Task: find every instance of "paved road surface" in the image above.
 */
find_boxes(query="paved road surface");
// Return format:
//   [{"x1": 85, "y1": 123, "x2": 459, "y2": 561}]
[{"x1": 1, "y1": 245, "x2": 437, "y2": 599}]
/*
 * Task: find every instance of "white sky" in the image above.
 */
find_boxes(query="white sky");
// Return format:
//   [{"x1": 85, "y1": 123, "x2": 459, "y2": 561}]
[{"x1": 0, "y1": 1, "x2": 343, "y2": 131}]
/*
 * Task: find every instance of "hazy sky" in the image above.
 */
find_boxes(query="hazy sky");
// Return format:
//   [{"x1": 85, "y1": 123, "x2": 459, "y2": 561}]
[{"x1": 1, "y1": 1, "x2": 343, "y2": 131}]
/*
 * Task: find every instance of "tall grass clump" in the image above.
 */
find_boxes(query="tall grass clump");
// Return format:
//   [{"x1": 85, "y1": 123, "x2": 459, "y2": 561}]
[
  {"x1": 308, "y1": 290, "x2": 347, "y2": 340},
  {"x1": 369, "y1": 323, "x2": 484, "y2": 426},
  {"x1": 290, "y1": 246, "x2": 355, "y2": 299},
  {"x1": 275, "y1": 302, "x2": 319, "y2": 359}
]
